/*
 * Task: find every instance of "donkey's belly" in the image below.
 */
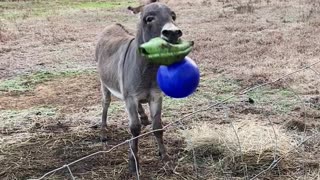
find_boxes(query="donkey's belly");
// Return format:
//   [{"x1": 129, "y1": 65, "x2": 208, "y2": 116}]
[
  {"x1": 107, "y1": 86, "x2": 124, "y2": 100},
  {"x1": 136, "y1": 87, "x2": 162, "y2": 104}
]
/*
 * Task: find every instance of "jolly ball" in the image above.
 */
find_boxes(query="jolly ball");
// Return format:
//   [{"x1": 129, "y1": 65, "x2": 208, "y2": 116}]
[{"x1": 157, "y1": 56, "x2": 200, "y2": 98}]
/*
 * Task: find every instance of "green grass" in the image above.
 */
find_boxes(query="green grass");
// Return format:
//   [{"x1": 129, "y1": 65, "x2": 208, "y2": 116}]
[
  {"x1": 0, "y1": 1, "x2": 65, "y2": 19},
  {"x1": 0, "y1": 69, "x2": 95, "y2": 93},
  {"x1": 0, "y1": 0, "x2": 137, "y2": 20},
  {"x1": 73, "y1": 1, "x2": 137, "y2": 10},
  {"x1": 248, "y1": 88, "x2": 299, "y2": 113},
  {"x1": 161, "y1": 76, "x2": 300, "y2": 116},
  {"x1": 0, "y1": 107, "x2": 56, "y2": 120},
  {"x1": 108, "y1": 101, "x2": 125, "y2": 115},
  {"x1": 161, "y1": 77, "x2": 241, "y2": 117},
  {"x1": 197, "y1": 77, "x2": 241, "y2": 102},
  {"x1": 0, "y1": 107, "x2": 57, "y2": 129},
  {"x1": 198, "y1": 76, "x2": 299, "y2": 113}
]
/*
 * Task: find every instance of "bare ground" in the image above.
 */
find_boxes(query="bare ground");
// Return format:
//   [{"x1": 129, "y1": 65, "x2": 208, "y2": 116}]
[{"x1": 1, "y1": 0, "x2": 320, "y2": 179}]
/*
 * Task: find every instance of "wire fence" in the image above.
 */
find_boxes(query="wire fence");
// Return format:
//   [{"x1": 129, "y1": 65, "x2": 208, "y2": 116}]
[{"x1": 28, "y1": 61, "x2": 320, "y2": 180}]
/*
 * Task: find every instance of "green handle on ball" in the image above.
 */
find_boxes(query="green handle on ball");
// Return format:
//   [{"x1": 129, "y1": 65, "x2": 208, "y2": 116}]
[{"x1": 138, "y1": 37, "x2": 194, "y2": 65}]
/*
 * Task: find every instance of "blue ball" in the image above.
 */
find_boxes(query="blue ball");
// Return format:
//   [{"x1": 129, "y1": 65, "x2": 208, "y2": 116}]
[{"x1": 157, "y1": 56, "x2": 200, "y2": 98}]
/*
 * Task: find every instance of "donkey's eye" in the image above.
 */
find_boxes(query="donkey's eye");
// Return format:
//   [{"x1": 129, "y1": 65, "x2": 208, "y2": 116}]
[
  {"x1": 172, "y1": 15, "x2": 176, "y2": 21},
  {"x1": 171, "y1": 12, "x2": 176, "y2": 21},
  {"x1": 145, "y1": 16, "x2": 155, "y2": 23}
]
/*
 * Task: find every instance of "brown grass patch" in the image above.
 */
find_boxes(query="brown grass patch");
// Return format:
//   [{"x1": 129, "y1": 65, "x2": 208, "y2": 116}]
[
  {"x1": 0, "y1": 73, "x2": 101, "y2": 112},
  {"x1": 0, "y1": 124, "x2": 192, "y2": 180},
  {"x1": 181, "y1": 120, "x2": 299, "y2": 177}
]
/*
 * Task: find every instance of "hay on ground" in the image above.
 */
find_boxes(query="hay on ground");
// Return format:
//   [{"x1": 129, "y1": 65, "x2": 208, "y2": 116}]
[{"x1": 180, "y1": 120, "x2": 298, "y2": 175}]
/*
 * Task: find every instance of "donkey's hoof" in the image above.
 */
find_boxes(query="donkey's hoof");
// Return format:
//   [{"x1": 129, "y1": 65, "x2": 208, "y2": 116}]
[
  {"x1": 162, "y1": 154, "x2": 171, "y2": 162},
  {"x1": 159, "y1": 152, "x2": 171, "y2": 162},
  {"x1": 100, "y1": 136, "x2": 108, "y2": 143},
  {"x1": 100, "y1": 128, "x2": 108, "y2": 143},
  {"x1": 100, "y1": 130, "x2": 108, "y2": 142},
  {"x1": 129, "y1": 168, "x2": 140, "y2": 176},
  {"x1": 129, "y1": 162, "x2": 140, "y2": 176},
  {"x1": 159, "y1": 153, "x2": 174, "y2": 174}
]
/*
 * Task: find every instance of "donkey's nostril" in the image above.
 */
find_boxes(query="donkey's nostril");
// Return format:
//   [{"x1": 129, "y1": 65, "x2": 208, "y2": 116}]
[
  {"x1": 176, "y1": 30, "x2": 182, "y2": 38},
  {"x1": 162, "y1": 30, "x2": 170, "y2": 37},
  {"x1": 162, "y1": 30, "x2": 183, "y2": 41}
]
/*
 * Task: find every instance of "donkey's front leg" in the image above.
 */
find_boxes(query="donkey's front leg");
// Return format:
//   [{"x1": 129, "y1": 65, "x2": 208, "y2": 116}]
[
  {"x1": 125, "y1": 97, "x2": 141, "y2": 174},
  {"x1": 149, "y1": 95, "x2": 170, "y2": 161}
]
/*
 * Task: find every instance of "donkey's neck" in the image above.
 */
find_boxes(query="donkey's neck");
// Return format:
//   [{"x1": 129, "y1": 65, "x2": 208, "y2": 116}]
[
  {"x1": 121, "y1": 32, "x2": 161, "y2": 98},
  {"x1": 136, "y1": 26, "x2": 144, "y2": 46},
  {"x1": 132, "y1": 38, "x2": 160, "y2": 71},
  {"x1": 134, "y1": 28, "x2": 160, "y2": 68},
  {"x1": 122, "y1": 38, "x2": 160, "y2": 91}
]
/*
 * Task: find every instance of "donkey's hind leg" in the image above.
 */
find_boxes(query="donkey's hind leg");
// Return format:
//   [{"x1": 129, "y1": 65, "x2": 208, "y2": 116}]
[
  {"x1": 138, "y1": 103, "x2": 150, "y2": 126},
  {"x1": 101, "y1": 84, "x2": 111, "y2": 142}
]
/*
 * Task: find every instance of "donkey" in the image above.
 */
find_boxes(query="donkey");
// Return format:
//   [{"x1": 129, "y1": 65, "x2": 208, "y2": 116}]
[{"x1": 95, "y1": 2, "x2": 183, "y2": 173}]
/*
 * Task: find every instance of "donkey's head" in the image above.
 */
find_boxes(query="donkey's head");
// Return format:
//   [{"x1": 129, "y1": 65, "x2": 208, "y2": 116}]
[{"x1": 130, "y1": 3, "x2": 182, "y2": 44}]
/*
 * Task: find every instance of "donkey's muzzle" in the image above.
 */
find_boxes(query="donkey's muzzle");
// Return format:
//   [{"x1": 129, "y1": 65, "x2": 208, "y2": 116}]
[
  {"x1": 161, "y1": 23, "x2": 183, "y2": 44},
  {"x1": 161, "y1": 29, "x2": 183, "y2": 44}
]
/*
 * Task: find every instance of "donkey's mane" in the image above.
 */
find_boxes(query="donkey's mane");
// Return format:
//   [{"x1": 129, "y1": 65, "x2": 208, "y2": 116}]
[{"x1": 115, "y1": 23, "x2": 135, "y2": 36}]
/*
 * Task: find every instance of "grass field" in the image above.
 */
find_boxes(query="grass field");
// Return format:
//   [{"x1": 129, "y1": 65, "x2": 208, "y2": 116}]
[{"x1": 1, "y1": 0, "x2": 320, "y2": 179}]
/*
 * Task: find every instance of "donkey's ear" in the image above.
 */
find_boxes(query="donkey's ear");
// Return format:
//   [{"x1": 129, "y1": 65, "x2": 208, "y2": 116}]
[
  {"x1": 127, "y1": 5, "x2": 144, "y2": 14},
  {"x1": 141, "y1": 0, "x2": 159, "y2": 4},
  {"x1": 128, "y1": 0, "x2": 159, "y2": 14}
]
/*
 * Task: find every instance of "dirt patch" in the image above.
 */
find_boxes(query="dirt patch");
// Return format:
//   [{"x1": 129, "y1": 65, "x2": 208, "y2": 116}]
[
  {"x1": 0, "y1": 73, "x2": 101, "y2": 113},
  {"x1": 0, "y1": 123, "x2": 192, "y2": 180}
]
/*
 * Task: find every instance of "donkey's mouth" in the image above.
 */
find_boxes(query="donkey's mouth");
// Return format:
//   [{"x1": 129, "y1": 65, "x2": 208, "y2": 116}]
[
  {"x1": 161, "y1": 37, "x2": 181, "y2": 44},
  {"x1": 138, "y1": 37, "x2": 194, "y2": 65}
]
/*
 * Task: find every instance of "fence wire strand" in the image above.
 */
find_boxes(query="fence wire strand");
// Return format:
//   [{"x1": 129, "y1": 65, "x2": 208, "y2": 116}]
[
  {"x1": 129, "y1": 140, "x2": 140, "y2": 180},
  {"x1": 249, "y1": 132, "x2": 320, "y2": 180},
  {"x1": 308, "y1": 67, "x2": 320, "y2": 76},
  {"x1": 266, "y1": 115, "x2": 278, "y2": 162},
  {"x1": 29, "y1": 61, "x2": 320, "y2": 180},
  {"x1": 222, "y1": 105, "x2": 248, "y2": 180},
  {"x1": 65, "y1": 165, "x2": 75, "y2": 180}
]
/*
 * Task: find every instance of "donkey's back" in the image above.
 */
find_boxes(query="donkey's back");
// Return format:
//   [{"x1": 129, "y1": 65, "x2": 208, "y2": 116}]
[{"x1": 95, "y1": 23, "x2": 134, "y2": 63}]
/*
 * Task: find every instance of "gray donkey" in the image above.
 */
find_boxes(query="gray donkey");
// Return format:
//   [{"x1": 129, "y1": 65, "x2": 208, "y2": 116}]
[{"x1": 95, "y1": 2, "x2": 183, "y2": 174}]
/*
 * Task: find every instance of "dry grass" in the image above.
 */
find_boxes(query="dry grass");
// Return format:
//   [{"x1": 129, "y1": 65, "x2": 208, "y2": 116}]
[{"x1": 181, "y1": 120, "x2": 299, "y2": 176}]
